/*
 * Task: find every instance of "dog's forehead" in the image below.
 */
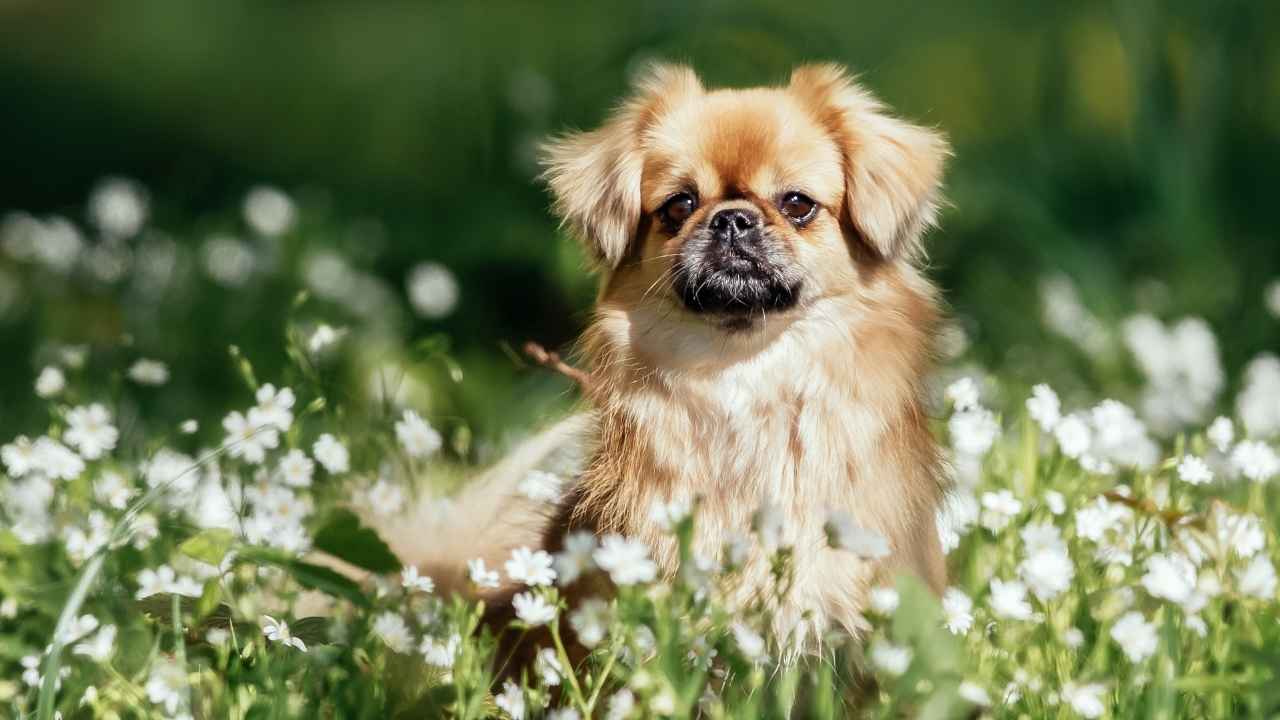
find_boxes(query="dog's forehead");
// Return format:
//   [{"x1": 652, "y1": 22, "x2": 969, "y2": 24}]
[{"x1": 644, "y1": 88, "x2": 843, "y2": 202}]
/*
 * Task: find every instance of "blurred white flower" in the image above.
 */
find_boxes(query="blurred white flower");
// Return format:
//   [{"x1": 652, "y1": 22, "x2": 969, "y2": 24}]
[
  {"x1": 594, "y1": 534, "x2": 657, "y2": 585},
  {"x1": 277, "y1": 449, "x2": 314, "y2": 487},
  {"x1": 824, "y1": 511, "x2": 891, "y2": 559},
  {"x1": 723, "y1": 623, "x2": 766, "y2": 665},
  {"x1": 1021, "y1": 522, "x2": 1065, "y2": 554},
  {"x1": 254, "y1": 384, "x2": 295, "y2": 431},
  {"x1": 936, "y1": 490, "x2": 979, "y2": 553},
  {"x1": 222, "y1": 410, "x2": 279, "y2": 465},
  {"x1": 32, "y1": 436, "x2": 85, "y2": 480},
  {"x1": 648, "y1": 496, "x2": 691, "y2": 531},
  {"x1": 35, "y1": 366, "x2": 66, "y2": 398},
  {"x1": 1207, "y1": 416, "x2": 1234, "y2": 453},
  {"x1": 88, "y1": 177, "x2": 148, "y2": 238},
  {"x1": 945, "y1": 377, "x2": 980, "y2": 411},
  {"x1": 372, "y1": 612, "x2": 414, "y2": 653},
  {"x1": 1088, "y1": 400, "x2": 1159, "y2": 471},
  {"x1": 312, "y1": 434, "x2": 350, "y2": 474},
  {"x1": 127, "y1": 359, "x2": 170, "y2": 386},
  {"x1": 1231, "y1": 440, "x2": 1278, "y2": 483},
  {"x1": 958, "y1": 680, "x2": 991, "y2": 706},
  {"x1": 1064, "y1": 627, "x2": 1085, "y2": 648},
  {"x1": 65, "y1": 404, "x2": 118, "y2": 460},
  {"x1": 93, "y1": 470, "x2": 132, "y2": 509},
  {"x1": 401, "y1": 566, "x2": 434, "y2": 593},
  {"x1": 869, "y1": 586, "x2": 900, "y2": 615},
  {"x1": 535, "y1": 646, "x2": 563, "y2": 686},
  {"x1": 20, "y1": 654, "x2": 41, "y2": 687},
  {"x1": 468, "y1": 558, "x2": 500, "y2": 588},
  {"x1": 949, "y1": 407, "x2": 999, "y2": 456},
  {"x1": 1266, "y1": 280, "x2": 1280, "y2": 319},
  {"x1": 555, "y1": 531, "x2": 596, "y2": 586},
  {"x1": 1061, "y1": 682, "x2": 1106, "y2": 718},
  {"x1": 1039, "y1": 274, "x2": 1109, "y2": 356},
  {"x1": 1044, "y1": 490, "x2": 1066, "y2": 515},
  {"x1": 1176, "y1": 455, "x2": 1213, "y2": 485},
  {"x1": 495, "y1": 680, "x2": 526, "y2": 720},
  {"x1": 144, "y1": 447, "x2": 198, "y2": 496},
  {"x1": 1236, "y1": 555, "x2": 1277, "y2": 599},
  {"x1": 1026, "y1": 383, "x2": 1061, "y2": 431},
  {"x1": 420, "y1": 633, "x2": 460, "y2": 668},
  {"x1": 1215, "y1": 508, "x2": 1265, "y2": 558},
  {"x1": 145, "y1": 657, "x2": 188, "y2": 715},
  {"x1": 753, "y1": 501, "x2": 788, "y2": 551},
  {"x1": 988, "y1": 578, "x2": 1033, "y2": 620},
  {"x1": 1110, "y1": 611, "x2": 1157, "y2": 663},
  {"x1": 1123, "y1": 315, "x2": 1224, "y2": 434},
  {"x1": 547, "y1": 709, "x2": 581, "y2": 720},
  {"x1": 980, "y1": 490, "x2": 1021, "y2": 532},
  {"x1": 407, "y1": 262, "x2": 460, "y2": 319},
  {"x1": 395, "y1": 409, "x2": 442, "y2": 459},
  {"x1": 505, "y1": 546, "x2": 556, "y2": 587},
  {"x1": 942, "y1": 587, "x2": 974, "y2": 634},
  {"x1": 261, "y1": 615, "x2": 307, "y2": 652},
  {"x1": 870, "y1": 640, "x2": 913, "y2": 676},
  {"x1": 64, "y1": 511, "x2": 111, "y2": 563},
  {"x1": 1054, "y1": 415, "x2": 1092, "y2": 459},
  {"x1": 243, "y1": 186, "x2": 297, "y2": 237},
  {"x1": 512, "y1": 591, "x2": 556, "y2": 626},
  {"x1": 307, "y1": 323, "x2": 346, "y2": 354},
  {"x1": 518, "y1": 469, "x2": 562, "y2": 501},
  {"x1": 136, "y1": 565, "x2": 203, "y2": 600},
  {"x1": 202, "y1": 235, "x2": 257, "y2": 287},
  {"x1": 56, "y1": 613, "x2": 99, "y2": 643},
  {"x1": 569, "y1": 597, "x2": 610, "y2": 648},
  {"x1": 179, "y1": 419, "x2": 199, "y2": 434},
  {"x1": 1141, "y1": 553, "x2": 1198, "y2": 606},
  {"x1": 606, "y1": 688, "x2": 636, "y2": 720},
  {"x1": 1236, "y1": 354, "x2": 1280, "y2": 439},
  {"x1": 1020, "y1": 545, "x2": 1074, "y2": 601}
]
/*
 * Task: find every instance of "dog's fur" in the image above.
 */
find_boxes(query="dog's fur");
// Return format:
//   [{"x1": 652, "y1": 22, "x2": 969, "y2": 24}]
[{"x1": 379, "y1": 63, "x2": 949, "y2": 652}]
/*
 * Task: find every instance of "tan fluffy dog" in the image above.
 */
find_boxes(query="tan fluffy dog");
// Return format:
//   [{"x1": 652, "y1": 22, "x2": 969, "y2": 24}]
[{"x1": 379, "y1": 63, "x2": 949, "y2": 652}]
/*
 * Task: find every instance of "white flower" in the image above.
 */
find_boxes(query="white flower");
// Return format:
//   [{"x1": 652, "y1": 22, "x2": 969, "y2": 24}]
[
  {"x1": 1141, "y1": 553, "x2": 1198, "y2": 606},
  {"x1": 824, "y1": 511, "x2": 891, "y2": 559},
  {"x1": 1020, "y1": 546, "x2": 1074, "y2": 601},
  {"x1": 980, "y1": 490, "x2": 1022, "y2": 532},
  {"x1": 1176, "y1": 455, "x2": 1213, "y2": 485},
  {"x1": 869, "y1": 586, "x2": 900, "y2": 615},
  {"x1": 222, "y1": 410, "x2": 279, "y2": 465},
  {"x1": 35, "y1": 366, "x2": 66, "y2": 398},
  {"x1": 569, "y1": 597, "x2": 610, "y2": 648},
  {"x1": 1020, "y1": 521, "x2": 1065, "y2": 554},
  {"x1": 179, "y1": 419, "x2": 199, "y2": 434},
  {"x1": 1237, "y1": 354, "x2": 1280, "y2": 438},
  {"x1": 312, "y1": 434, "x2": 350, "y2": 474},
  {"x1": 495, "y1": 680, "x2": 526, "y2": 719},
  {"x1": 945, "y1": 377, "x2": 980, "y2": 411},
  {"x1": 870, "y1": 640, "x2": 913, "y2": 676},
  {"x1": 1044, "y1": 490, "x2": 1067, "y2": 515},
  {"x1": 395, "y1": 410, "x2": 442, "y2": 458},
  {"x1": 400, "y1": 565, "x2": 435, "y2": 594},
  {"x1": 547, "y1": 709, "x2": 581, "y2": 720},
  {"x1": 1, "y1": 435, "x2": 37, "y2": 477},
  {"x1": 127, "y1": 359, "x2": 169, "y2": 386},
  {"x1": 1231, "y1": 440, "x2": 1278, "y2": 482},
  {"x1": 606, "y1": 689, "x2": 636, "y2": 720},
  {"x1": 307, "y1": 323, "x2": 346, "y2": 355},
  {"x1": 57, "y1": 613, "x2": 99, "y2": 643},
  {"x1": 505, "y1": 546, "x2": 557, "y2": 587},
  {"x1": 1236, "y1": 555, "x2": 1277, "y2": 600},
  {"x1": 1216, "y1": 509, "x2": 1265, "y2": 558},
  {"x1": 143, "y1": 447, "x2": 198, "y2": 497},
  {"x1": 420, "y1": 633, "x2": 460, "y2": 668},
  {"x1": 1026, "y1": 383, "x2": 1062, "y2": 431},
  {"x1": 1109, "y1": 611, "x2": 1157, "y2": 663},
  {"x1": 752, "y1": 502, "x2": 788, "y2": 551},
  {"x1": 958, "y1": 681, "x2": 990, "y2": 706},
  {"x1": 145, "y1": 658, "x2": 188, "y2": 715},
  {"x1": 535, "y1": 646, "x2": 563, "y2": 686},
  {"x1": 64, "y1": 511, "x2": 111, "y2": 563},
  {"x1": 648, "y1": 497, "x2": 691, "y2": 531},
  {"x1": 1207, "y1": 416, "x2": 1235, "y2": 453},
  {"x1": 512, "y1": 591, "x2": 556, "y2": 626},
  {"x1": 468, "y1": 558, "x2": 500, "y2": 588},
  {"x1": 254, "y1": 384, "x2": 296, "y2": 431},
  {"x1": 261, "y1": 615, "x2": 307, "y2": 652},
  {"x1": 949, "y1": 407, "x2": 1000, "y2": 456},
  {"x1": 555, "y1": 531, "x2": 596, "y2": 586},
  {"x1": 406, "y1": 262, "x2": 460, "y2": 319},
  {"x1": 60, "y1": 404, "x2": 116, "y2": 461},
  {"x1": 1061, "y1": 682, "x2": 1106, "y2": 718},
  {"x1": 731, "y1": 622, "x2": 769, "y2": 664},
  {"x1": 1073, "y1": 495, "x2": 1132, "y2": 544},
  {"x1": 372, "y1": 612, "x2": 414, "y2": 653},
  {"x1": 21, "y1": 654, "x2": 41, "y2": 687},
  {"x1": 202, "y1": 234, "x2": 256, "y2": 286},
  {"x1": 206, "y1": 628, "x2": 230, "y2": 646},
  {"x1": 988, "y1": 578, "x2": 1033, "y2": 620},
  {"x1": 1089, "y1": 399, "x2": 1159, "y2": 470},
  {"x1": 243, "y1": 186, "x2": 296, "y2": 237},
  {"x1": 518, "y1": 469, "x2": 562, "y2": 501},
  {"x1": 277, "y1": 449, "x2": 314, "y2": 487},
  {"x1": 30, "y1": 436, "x2": 85, "y2": 480},
  {"x1": 1064, "y1": 627, "x2": 1085, "y2": 648},
  {"x1": 89, "y1": 177, "x2": 148, "y2": 237},
  {"x1": 593, "y1": 534, "x2": 657, "y2": 585},
  {"x1": 1054, "y1": 414, "x2": 1092, "y2": 459},
  {"x1": 1124, "y1": 315, "x2": 1224, "y2": 434},
  {"x1": 942, "y1": 587, "x2": 974, "y2": 634}
]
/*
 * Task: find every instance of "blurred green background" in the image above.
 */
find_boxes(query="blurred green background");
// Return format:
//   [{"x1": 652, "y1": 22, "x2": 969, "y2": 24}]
[{"x1": 1, "y1": 0, "x2": 1277, "y2": 452}]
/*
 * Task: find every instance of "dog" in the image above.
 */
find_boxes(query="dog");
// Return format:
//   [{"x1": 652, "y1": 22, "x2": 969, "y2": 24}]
[{"x1": 375, "y1": 62, "x2": 950, "y2": 653}]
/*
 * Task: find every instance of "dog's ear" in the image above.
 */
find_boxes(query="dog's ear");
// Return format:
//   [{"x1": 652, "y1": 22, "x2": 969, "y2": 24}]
[
  {"x1": 540, "y1": 63, "x2": 703, "y2": 270},
  {"x1": 789, "y1": 64, "x2": 949, "y2": 261}
]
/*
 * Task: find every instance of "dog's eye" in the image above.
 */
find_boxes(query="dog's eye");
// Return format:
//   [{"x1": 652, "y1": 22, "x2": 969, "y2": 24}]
[
  {"x1": 779, "y1": 192, "x2": 817, "y2": 224},
  {"x1": 659, "y1": 193, "x2": 697, "y2": 227}
]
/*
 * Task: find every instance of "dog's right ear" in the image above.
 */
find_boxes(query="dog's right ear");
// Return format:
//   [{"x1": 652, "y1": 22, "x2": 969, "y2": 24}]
[{"x1": 540, "y1": 64, "x2": 702, "y2": 270}]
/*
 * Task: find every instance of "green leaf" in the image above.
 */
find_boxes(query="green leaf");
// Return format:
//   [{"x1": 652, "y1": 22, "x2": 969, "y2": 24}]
[
  {"x1": 195, "y1": 579, "x2": 222, "y2": 621},
  {"x1": 179, "y1": 528, "x2": 236, "y2": 566},
  {"x1": 311, "y1": 509, "x2": 401, "y2": 574}
]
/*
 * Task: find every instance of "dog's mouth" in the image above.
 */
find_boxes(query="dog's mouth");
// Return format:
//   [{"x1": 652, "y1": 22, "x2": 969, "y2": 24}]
[{"x1": 673, "y1": 260, "x2": 802, "y2": 320}]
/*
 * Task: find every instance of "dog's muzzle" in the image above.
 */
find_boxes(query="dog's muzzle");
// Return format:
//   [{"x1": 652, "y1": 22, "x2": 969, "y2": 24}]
[{"x1": 674, "y1": 207, "x2": 802, "y2": 316}]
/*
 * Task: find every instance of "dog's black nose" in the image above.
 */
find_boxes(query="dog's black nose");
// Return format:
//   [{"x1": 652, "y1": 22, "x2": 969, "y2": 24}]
[{"x1": 709, "y1": 208, "x2": 760, "y2": 241}]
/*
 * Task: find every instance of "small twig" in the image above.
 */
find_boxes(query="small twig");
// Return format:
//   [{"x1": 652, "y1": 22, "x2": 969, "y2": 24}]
[{"x1": 523, "y1": 341, "x2": 593, "y2": 392}]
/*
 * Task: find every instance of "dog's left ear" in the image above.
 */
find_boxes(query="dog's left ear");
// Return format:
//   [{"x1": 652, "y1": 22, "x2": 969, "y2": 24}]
[
  {"x1": 789, "y1": 64, "x2": 950, "y2": 261},
  {"x1": 541, "y1": 64, "x2": 703, "y2": 270}
]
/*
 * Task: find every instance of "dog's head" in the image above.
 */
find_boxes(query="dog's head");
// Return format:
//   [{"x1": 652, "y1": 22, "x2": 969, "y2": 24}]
[{"x1": 542, "y1": 63, "x2": 948, "y2": 336}]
